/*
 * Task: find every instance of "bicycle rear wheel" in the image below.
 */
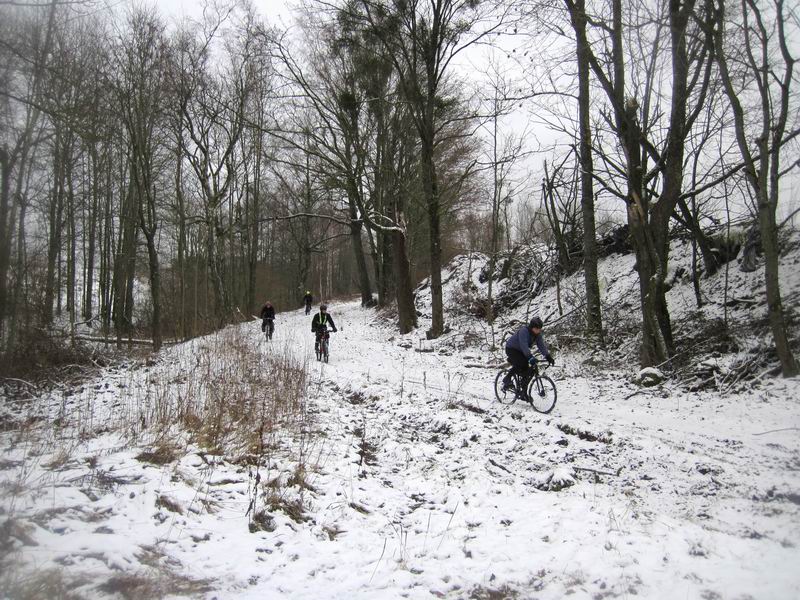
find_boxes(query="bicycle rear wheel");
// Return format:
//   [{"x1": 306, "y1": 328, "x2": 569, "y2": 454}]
[
  {"x1": 527, "y1": 375, "x2": 557, "y2": 413},
  {"x1": 494, "y1": 370, "x2": 516, "y2": 404}
]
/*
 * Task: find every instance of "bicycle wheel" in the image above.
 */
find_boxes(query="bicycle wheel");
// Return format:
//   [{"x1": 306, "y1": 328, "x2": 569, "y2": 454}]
[
  {"x1": 323, "y1": 341, "x2": 329, "y2": 363},
  {"x1": 494, "y1": 370, "x2": 516, "y2": 404},
  {"x1": 527, "y1": 375, "x2": 557, "y2": 414}
]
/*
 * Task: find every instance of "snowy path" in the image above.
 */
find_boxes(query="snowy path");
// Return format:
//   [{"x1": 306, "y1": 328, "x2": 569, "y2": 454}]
[
  {"x1": 252, "y1": 301, "x2": 800, "y2": 599},
  {"x1": 1, "y1": 299, "x2": 799, "y2": 599}
]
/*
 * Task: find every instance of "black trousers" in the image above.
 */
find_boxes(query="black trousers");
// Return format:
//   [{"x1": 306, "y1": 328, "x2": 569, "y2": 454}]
[
  {"x1": 314, "y1": 329, "x2": 329, "y2": 348},
  {"x1": 262, "y1": 319, "x2": 274, "y2": 335},
  {"x1": 506, "y1": 347, "x2": 530, "y2": 375},
  {"x1": 505, "y1": 348, "x2": 533, "y2": 393}
]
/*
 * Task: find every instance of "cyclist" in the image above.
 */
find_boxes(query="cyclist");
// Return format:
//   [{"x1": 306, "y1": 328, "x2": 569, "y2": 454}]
[
  {"x1": 260, "y1": 301, "x2": 276, "y2": 338},
  {"x1": 311, "y1": 304, "x2": 337, "y2": 353},
  {"x1": 502, "y1": 317, "x2": 555, "y2": 398},
  {"x1": 303, "y1": 290, "x2": 313, "y2": 315}
]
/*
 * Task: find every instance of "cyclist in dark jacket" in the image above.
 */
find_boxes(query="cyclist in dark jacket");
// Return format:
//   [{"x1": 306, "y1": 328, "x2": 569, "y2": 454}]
[
  {"x1": 260, "y1": 301, "x2": 276, "y2": 336},
  {"x1": 503, "y1": 317, "x2": 554, "y2": 392},
  {"x1": 303, "y1": 291, "x2": 313, "y2": 315},
  {"x1": 311, "y1": 304, "x2": 337, "y2": 351}
]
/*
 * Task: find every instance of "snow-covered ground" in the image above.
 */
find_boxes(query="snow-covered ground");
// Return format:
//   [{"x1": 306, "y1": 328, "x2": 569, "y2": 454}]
[{"x1": 2, "y1": 298, "x2": 799, "y2": 599}]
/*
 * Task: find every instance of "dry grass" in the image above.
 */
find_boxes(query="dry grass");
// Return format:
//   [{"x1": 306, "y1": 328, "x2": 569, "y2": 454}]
[
  {"x1": 116, "y1": 326, "x2": 320, "y2": 534},
  {"x1": 135, "y1": 443, "x2": 180, "y2": 466},
  {"x1": 97, "y1": 569, "x2": 211, "y2": 599},
  {"x1": 0, "y1": 567, "x2": 87, "y2": 600},
  {"x1": 133, "y1": 327, "x2": 309, "y2": 464},
  {"x1": 469, "y1": 584, "x2": 519, "y2": 599},
  {"x1": 0, "y1": 324, "x2": 318, "y2": 593}
]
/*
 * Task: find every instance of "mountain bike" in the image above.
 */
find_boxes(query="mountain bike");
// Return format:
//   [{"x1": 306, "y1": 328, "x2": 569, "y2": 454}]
[
  {"x1": 494, "y1": 360, "x2": 557, "y2": 413},
  {"x1": 315, "y1": 327, "x2": 330, "y2": 363},
  {"x1": 263, "y1": 318, "x2": 274, "y2": 341}
]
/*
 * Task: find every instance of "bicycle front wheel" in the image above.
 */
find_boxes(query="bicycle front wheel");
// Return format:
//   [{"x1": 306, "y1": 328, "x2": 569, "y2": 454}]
[
  {"x1": 527, "y1": 375, "x2": 557, "y2": 414},
  {"x1": 494, "y1": 370, "x2": 516, "y2": 405}
]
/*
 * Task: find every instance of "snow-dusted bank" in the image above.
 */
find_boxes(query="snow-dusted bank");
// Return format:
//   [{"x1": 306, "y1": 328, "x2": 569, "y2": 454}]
[{"x1": 2, "y1": 298, "x2": 799, "y2": 599}]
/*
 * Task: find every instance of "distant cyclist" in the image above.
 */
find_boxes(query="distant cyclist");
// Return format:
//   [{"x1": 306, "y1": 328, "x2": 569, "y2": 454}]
[
  {"x1": 303, "y1": 290, "x2": 313, "y2": 315},
  {"x1": 260, "y1": 301, "x2": 276, "y2": 338},
  {"x1": 311, "y1": 304, "x2": 337, "y2": 353},
  {"x1": 502, "y1": 317, "x2": 555, "y2": 397}
]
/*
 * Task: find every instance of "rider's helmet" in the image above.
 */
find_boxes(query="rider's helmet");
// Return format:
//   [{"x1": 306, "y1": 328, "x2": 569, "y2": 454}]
[
  {"x1": 528, "y1": 316, "x2": 543, "y2": 330},
  {"x1": 320, "y1": 304, "x2": 328, "y2": 312}
]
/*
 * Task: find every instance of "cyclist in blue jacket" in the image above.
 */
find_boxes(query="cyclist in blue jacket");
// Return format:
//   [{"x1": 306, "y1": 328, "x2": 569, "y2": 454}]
[{"x1": 502, "y1": 317, "x2": 555, "y2": 395}]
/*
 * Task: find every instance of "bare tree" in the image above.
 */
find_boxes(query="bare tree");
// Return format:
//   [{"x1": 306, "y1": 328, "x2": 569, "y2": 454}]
[
  {"x1": 477, "y1": 58, "x2": 528, "y2": 347},
  {"x1": 563, "y1": 0, "x2": 715, "y2": 366},
  {"x1": 565, "y1": 0, "x2": 603, "y2": 342},
  {"x1": 356, "y1": 0, "x2": 510, "y2": 339},
  {"x1": 712, "y1": 0, "x2": 799, "y2": 376},
  {"x1": 176, "y1": 15, "x2": 251, "y2": 323}
]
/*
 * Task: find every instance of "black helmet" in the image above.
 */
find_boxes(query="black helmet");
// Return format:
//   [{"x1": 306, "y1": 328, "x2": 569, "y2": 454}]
[
  {"x1": 528, "y1": 317, "x2": 543, "y2": 329},
  {"x1": 320, "y1": 304, "x2": 328, "y2": 311}
]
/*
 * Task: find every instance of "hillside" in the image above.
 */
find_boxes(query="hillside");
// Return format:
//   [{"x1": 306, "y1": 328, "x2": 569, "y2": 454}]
[{"x1": 415, "y1": 228, "x2": 800, "y2": 388}]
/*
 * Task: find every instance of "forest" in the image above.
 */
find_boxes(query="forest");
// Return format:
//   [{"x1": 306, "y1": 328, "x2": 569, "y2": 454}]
[{"x1": 1, "y1": 0, "x2": 798, "y2": 373}]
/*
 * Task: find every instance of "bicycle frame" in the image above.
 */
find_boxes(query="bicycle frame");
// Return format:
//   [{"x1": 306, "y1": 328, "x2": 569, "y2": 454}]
[
  {"x1": 509, "y1": 361, "x2": 551, "y2": 397},
  {"x1": 315, "y1": 327, "x2": 330, "y2": 361}
]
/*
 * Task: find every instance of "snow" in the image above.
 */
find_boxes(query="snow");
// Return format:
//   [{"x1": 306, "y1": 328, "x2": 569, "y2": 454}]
[{"x1": 3, "y1": 240, "x2": 800, "y2": 598}]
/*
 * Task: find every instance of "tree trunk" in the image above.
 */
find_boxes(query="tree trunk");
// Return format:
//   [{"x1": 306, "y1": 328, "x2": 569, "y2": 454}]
[
  {"x1": 100, "y1": 148, "x2": 114, "y2": 333},
  {"x1": 624, "y1": 100, "x2": 669, "y2": 367},
  {"x1": 141, "y1": 226, "x2": 161, "y2": 351},
  {"x1": 421, "y1": 140, "x2": 444, "y2": 338},
  {"x1": 0, "y1": 149, "x2": 12, "y2": 334},
  {"x1": 392, "y1": 228, "x2": 417, "y2": 333},
  {"x1": 677, "y1": 197, "x2": 718, "y2": 276},
  {"x1": 205, "y1": 212, "x2": 228, "y2": 322},
  {"x1": 176, "y1": 145, "x2": 188, "y2": 339},
  {"x1": 378, "y1": 230, "x2": 395, "y2": 308},
  {"x1": 760, "y1": 197, "x2": 798, "y2": 376},
  {"x1": 114, "y1": 176, "x2": 137, "y2": 340},
  {"x1": 66, "y1": 152, "x2": 76, "y2": 334},
  {"x1": 348, "y1": 197, "x2": 373, "y2": 306},
  {"x1": 84, "y1": 145, "x2": 99, "y2": 320},
  {"x1": 569, "y1": 0, "x2": 603, "y2": 342},
  {"x1": 8, "y1": 196, "x2": 28, "y2": 349},
  {"x1": 45, "y1": 141, "x2": 65, "y2": 326}
]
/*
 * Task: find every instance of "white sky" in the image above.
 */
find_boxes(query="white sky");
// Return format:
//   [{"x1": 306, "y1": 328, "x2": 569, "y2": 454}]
[{"x1": 155, "y1": 0, "x2": 294, "y2": 27}]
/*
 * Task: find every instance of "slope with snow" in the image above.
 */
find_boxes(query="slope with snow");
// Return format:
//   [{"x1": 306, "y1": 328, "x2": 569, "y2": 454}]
[
  {"x1": 2, "y1": 298, "x2": 799, "y2": 599},
  {"x1": 2, "y1": 233, "x2": 800, "y2": 599}
]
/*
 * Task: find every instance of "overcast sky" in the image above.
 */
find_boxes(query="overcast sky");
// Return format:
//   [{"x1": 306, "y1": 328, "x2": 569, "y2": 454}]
[{"x1": 155, "y1": 0, "x2": 294, "y2": 27}]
